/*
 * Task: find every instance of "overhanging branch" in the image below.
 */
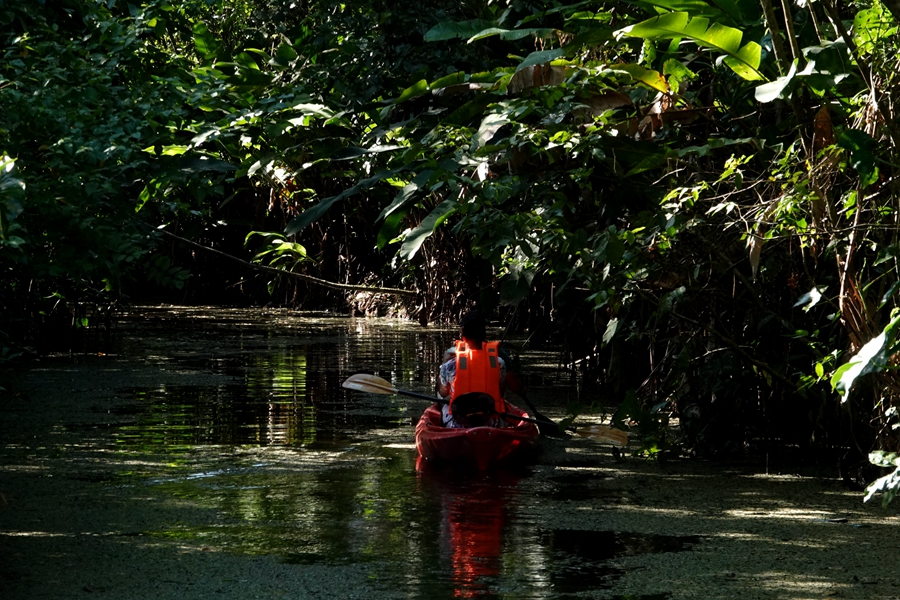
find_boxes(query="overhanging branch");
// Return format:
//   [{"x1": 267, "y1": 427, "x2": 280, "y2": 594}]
[{"x1": 157, "y1": 228, "x2": 417, "y2": 298}]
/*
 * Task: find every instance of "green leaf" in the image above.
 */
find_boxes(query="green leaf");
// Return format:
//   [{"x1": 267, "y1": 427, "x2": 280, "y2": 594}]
[
  {"x1": 755, "y1": 60, "x2": 797, "y2": 103},
  {"x1": 659, "y1": 286, "x2": 686, "y2": 314},
  {"x1": 612, "y1": 63, "x2": 668, "y2": 93},
  {"x1": 792, "y1": 286, "x2": 823, "y2": 312},
  {"x1": 639, "y1": 0, "x2": 730, "y2": 21},
  {"x1": 854, "y1": 3, "x2": 899, "y2": 55},
  {"x1": 270, "y1": 42, "x2": 299, "y2": 69},
  {"x1": 832, "y1": 310, "x2": 900, "y2": 402},
  {"x1": 430, "y1": 72, "x2": 467, "y2": 90},
  {"x1": 880, "y1": 280, "x2": 900, "y2": 309},
  {"x1": 474, "y1": 113, "x2": 510, "y2": 148},
  {"x1": 399, "y1": 200, "x2": 459, "y2": 260},
  {"x1": 602, "y1": 317, "x2": 618, "y2": 345},
  {"x1": 617, "y1": 12, "x2": 763, "y2": 81},
  {"x1": 499, "y1": 262, "x2": 535, "y2": 306},
  {"x1": 192, "y1": 22, "x2": 221, "y2": 59},
  {"x1": 224, "y1": 68, "x2": 273, "y2": 87},
  {"x1": 377, "y1": 209, "x2": 409, "y2": 250},
  {"x1": 424, "y1": 20, "x2": 496, "y2": 42},
  {"x1": 234, "y1": 51, "x2": 261, "y2": 70},
  {"x1": 870, "y1": 451, "x2": 900, "y2": 468},
  {"x1": 394, "y1": 79, "x2": 429, "y2": 104},
  {"x1": 467, "y1": 27, "x2": 555, "y2": 43},
  {"x1": 285, "y1": 169, "x2": 404, "y2": 235},
  {"x1": 516, "y1": 48, "x2": 567, "y2": 72},
  {"x1": 837, "y1": 129, "x2": 879, "y2": 187},
  {"x1": 291, "y1": 102, "x2": 336, "y2": 119},
  {"x1": 159, "y1": 145, "x2": 189, "y2": 156},
  {"x1": 378, "y1": 171, "x2": 432, "y2": 221}
]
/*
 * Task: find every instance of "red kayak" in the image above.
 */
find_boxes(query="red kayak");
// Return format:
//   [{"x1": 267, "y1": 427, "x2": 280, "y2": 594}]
[{"x1": 415, "y1": 403, "x2": 540, "y2": 470}]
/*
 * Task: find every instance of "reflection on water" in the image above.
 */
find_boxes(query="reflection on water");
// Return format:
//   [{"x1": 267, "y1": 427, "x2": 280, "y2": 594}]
[
  {"x1": 78, "y1": 307, "x2": 692, "y2": 598},
  {"x1": 112, "y1": 306, "x2": 453, "y2": 451}
]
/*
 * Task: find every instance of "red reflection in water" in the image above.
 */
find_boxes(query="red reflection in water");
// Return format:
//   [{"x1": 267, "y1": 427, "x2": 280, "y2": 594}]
[{"x1": 417, "y1": 457, "x2": 520, "y2": 597}]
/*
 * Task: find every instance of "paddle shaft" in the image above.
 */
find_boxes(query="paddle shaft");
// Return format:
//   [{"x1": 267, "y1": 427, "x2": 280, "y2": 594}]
[
  {"x1": 389, "y1": 388, "x2": 559, "y2": 429},
  {"x1": 396, "y1": 387, "x2": 625, "y2": 445},
  {"x1": 343, "y1": 374, "x2": 626, "y2": 444}
]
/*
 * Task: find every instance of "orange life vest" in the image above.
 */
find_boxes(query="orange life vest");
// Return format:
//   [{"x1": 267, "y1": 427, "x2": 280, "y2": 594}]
[{"x1": 450, "y1": 340, "x2": 505, "y2": 415}]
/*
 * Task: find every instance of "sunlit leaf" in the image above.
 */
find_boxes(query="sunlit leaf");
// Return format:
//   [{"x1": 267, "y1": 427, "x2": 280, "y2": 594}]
[
  {"x1": 616, "y1": 12, "x2": 763, "y2": 81},
  {"x1": 192, "y1": 22, "x2": 221, "y2": 59},
  {"x1": 394, "y1": 79, "x2": 429, "y2": 104},
  {"x1": 755, "y1": 60, "x2": 797, "y2": 103},
  {"x1": 399, "y1": 200, "x2": 458, "y2": 260},
  {"x1": 831, "y1": 310, "x2": 900, "y2": 402},
  {"x1": 611, "y1": 63, "x2": 668, "y2": 93},
  {"x1": 793, "y1": 287, "x2": 823, "y2": 311}
]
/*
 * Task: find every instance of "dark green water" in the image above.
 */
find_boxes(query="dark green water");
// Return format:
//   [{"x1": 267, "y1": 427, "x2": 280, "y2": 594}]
[{"x1": 8, "y1": 307, "x2": 694, "y2": 599}]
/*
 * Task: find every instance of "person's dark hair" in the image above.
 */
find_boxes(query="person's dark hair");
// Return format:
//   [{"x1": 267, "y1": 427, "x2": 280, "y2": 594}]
[{"x1": 460, "y1": 310, "x2": 487, "y2": 342}]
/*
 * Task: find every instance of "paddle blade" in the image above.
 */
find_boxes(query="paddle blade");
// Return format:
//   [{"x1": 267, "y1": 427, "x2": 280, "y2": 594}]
[
  {"x1": 575, "y1": 425, "x2": 629, "y2": 447},
  {"x1": 342, "y1": 373, "x2": 398, "y2": 395}
]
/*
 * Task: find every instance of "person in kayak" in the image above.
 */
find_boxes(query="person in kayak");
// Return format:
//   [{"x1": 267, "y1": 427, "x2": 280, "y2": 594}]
[{"x1": 437, "y1": 311, "x2": 509, "y2": 428}]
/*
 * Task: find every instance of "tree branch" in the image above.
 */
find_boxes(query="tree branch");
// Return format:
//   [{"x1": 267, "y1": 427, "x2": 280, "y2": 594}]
[{"x1": 156, "y1": 228, "x2": 417, "y2": 298}]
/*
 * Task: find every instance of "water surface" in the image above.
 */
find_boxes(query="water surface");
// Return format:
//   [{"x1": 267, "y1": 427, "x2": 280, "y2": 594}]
[{"x1": 6, "y1": 307, "x2": 691, "y2": 599}]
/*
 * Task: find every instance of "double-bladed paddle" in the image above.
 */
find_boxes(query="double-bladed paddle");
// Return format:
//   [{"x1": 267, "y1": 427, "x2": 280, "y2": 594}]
[{"x1": 342, "y1": 373, "x2": 629, "y2": 447}]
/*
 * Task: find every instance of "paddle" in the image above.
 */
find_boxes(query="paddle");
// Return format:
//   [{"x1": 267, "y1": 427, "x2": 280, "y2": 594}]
[
  {"x1": 342, "y1": 373, "x2": 629, "y2": 447},
  {"x1": 503, "y1": 371, "x2": 563, "y2": 437}
]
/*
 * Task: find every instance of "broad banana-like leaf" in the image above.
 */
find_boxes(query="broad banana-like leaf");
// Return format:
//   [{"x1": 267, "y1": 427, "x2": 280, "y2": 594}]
[
  {"x1": 516, "y1": 48, "x2": 567, "y2": 72},
  {"x1": 394, "y1": 79, "x2": 428, "y2": 104},
  {"x1": 467, "y1": 27, "x2": 555, "y2": 43},
  {"x1": 639, "y1": 0, "x2": 758, "y2": 25},
  {"x1": 639, "y1": 0, "x2": 727, "y2": 21},
  {"x1": 755, "y1": 60, "x2": 797, "y2": 103},
  {"x1": 612, "y1": 63, "x2": 668, "y2": 93},
  {"x1": 399, "y1": 200, "x2": 459, "y2": 260},
  {"x1": 616, "y1": 13, "x2": 763, "y2": 81},
  {"x1": 285, "y1": 168, "x2": 404, "y2": 235}
]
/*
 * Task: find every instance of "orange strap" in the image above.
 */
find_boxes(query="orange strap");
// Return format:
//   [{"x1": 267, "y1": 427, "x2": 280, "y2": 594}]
[{"x1": 451, "y1": 340, "x2": 505, "y2": 414}]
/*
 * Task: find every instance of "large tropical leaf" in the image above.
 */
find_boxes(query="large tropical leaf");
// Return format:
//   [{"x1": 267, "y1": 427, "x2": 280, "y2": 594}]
[
  {"x1": 467, "y1": 27, "x2": 555, "y2": 43},
  {"x1": 612, "y1": 63, "x2": 668, "y2": 93},
  {"x1": 516, "y1": 48, "x2": 567, "y2": 72},
  {"x1": 638, "y1": 0, "x2": 728, "y2": 21},
  {"x1": 399, "y1": 200, "x2": 459, "y2": 260},
  {"x1": 424, "y1": 20, "x2": 496, "y2": 42},
  {"x1": 754, "y1": 59, "x2": 797, "y2": 102},
  {"x1": 285, "y1": 169, "x2": 405, "y2": 235},
  {"x1": 616, "y1": 12, "x2": 763, "y2": 81}
]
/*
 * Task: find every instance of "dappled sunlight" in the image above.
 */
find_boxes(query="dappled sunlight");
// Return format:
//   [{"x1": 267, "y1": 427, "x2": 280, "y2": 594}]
[
  {"x1": 4, "y1": 309, "x2": 898, "y2": 600},
  {"x1": 0, "y1": 531, "x2": 73, "y2": 538},
  {"x1": 574, "y1": 504, "x2": 699, "y2": 519},
  {"x1": 726, "y1": 507, "x2": 843, "y2": 520},
  {"x1": 753, "y1": 571, "x2": 846, "y2": 595}
]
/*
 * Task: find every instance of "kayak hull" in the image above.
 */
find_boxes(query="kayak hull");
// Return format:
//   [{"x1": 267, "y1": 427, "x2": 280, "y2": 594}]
[{"x1": 415, "y1": 404, "x2": 540, "y2": 470}]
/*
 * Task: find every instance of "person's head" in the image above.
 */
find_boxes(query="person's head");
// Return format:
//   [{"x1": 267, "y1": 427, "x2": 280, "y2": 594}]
[{"x1": 459, "y1": 310, "x2": 487, "y2": 343}]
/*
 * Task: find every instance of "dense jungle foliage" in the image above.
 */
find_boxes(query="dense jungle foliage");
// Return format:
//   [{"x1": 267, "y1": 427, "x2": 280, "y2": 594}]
[{"x1": 3, "y1": 0, "x2": 900, "y2": 501}]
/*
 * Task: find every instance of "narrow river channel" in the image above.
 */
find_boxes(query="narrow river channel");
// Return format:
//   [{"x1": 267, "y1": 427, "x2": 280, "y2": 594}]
[{"x1": 8, "y1": 307, "x2": 891, "y2": 600}]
